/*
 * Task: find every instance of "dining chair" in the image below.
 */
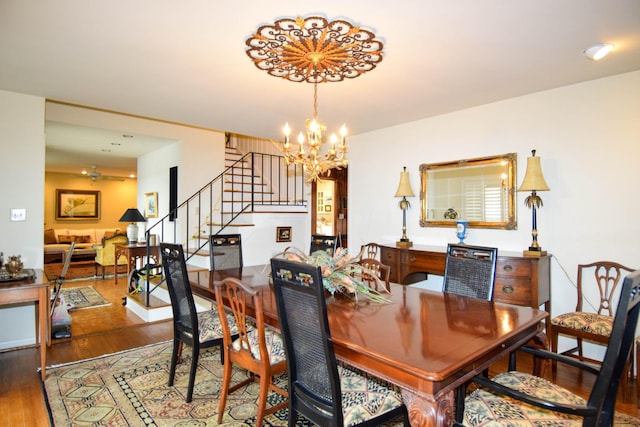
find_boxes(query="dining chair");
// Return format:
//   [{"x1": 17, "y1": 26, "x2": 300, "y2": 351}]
[
  {"x1": 160, "y1": 243, "x2": 237, "y2": 402},
  {"x1": 310, "y1": 234, "x2": 338, "y2": 256},
  {"x1": 209, "y1": 233, "x2": 243, "y2": 270},
  {"x1": 270, "y1": 258, "x2": 409, "y2": 427},
  {"x1": 213, "y1": 277, "x2": 288, "y2": 426},
  {"x1": 549, "y1": 261, "x2": 635, "y2": 390},
  {"x1": 357, "y1": 258, "x2": 391, "y2": 292},
  {"x1": 458, "y1": 269, "x2": 640, "y2": 426},
  {"x1": 359, "y1": 242, "x2": 381, "y2": 261},
  {"x1": 442, "y1": 243, "x2": 498, "y2": 300}
]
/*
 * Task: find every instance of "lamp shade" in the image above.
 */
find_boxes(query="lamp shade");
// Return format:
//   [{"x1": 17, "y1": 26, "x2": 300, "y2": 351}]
[
  {"x1": 518, "y1": 151, "x2": 550, "y2": 192},
  {"x1": 119, "y1": 208, "x2": 146, "y2": 223},
  {"x1": 394, "y1": 167, "x2": 415, "y2": 198}
]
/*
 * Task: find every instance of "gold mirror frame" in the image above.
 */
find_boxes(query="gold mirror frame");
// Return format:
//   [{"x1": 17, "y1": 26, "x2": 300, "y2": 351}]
[{"x1": 419, "y1": 153, "x2": 517, "y2": 230}]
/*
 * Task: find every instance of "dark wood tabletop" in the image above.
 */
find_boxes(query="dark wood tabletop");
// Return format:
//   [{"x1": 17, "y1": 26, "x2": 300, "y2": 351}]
[{"x1": 188, "y1": 264, "x2": 547, "y2": 427}]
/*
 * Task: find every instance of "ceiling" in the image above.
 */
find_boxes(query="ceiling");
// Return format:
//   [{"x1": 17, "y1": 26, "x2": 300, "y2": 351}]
[{"x1": 1, "y1": 1, "x2": 639, "y2": 176}]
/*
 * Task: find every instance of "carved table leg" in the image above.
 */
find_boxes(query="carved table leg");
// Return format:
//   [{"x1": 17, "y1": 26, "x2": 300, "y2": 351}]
[{"x1": 401, "y1": 389, "x2": 455, "y2": 427}]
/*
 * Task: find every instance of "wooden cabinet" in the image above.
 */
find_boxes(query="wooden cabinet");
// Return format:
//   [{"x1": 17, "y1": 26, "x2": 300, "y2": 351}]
[{"x1": 380, "y1": 244, "x2": 550, "y2": 313}]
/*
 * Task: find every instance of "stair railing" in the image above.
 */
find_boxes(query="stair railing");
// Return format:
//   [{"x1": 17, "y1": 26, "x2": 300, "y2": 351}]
[{"x1": 136, "y1": 152, "x2": 305, "y2": 306}]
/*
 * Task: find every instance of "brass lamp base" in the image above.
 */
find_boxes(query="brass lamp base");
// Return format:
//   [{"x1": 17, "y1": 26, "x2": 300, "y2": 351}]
[
  {"x1": 523, "y1": 249, "x2": 547, "y2": 258},
  {"x1": 396, "y1": 240, "x2": 413, "y2": 248}
]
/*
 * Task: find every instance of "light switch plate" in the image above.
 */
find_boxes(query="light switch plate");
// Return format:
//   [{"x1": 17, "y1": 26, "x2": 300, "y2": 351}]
[{"x1": 10, "y1": 208, "x2": 26, "y2": 221}]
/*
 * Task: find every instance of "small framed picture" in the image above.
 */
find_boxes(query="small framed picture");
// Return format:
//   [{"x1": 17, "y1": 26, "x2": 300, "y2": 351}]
[
  {"x1": 276, "y1": 226, "x2": 292, "y2": 243},
  {"x1": 144, "y1": 192, "x2": 158, "y2": 218},
  {"x1": 324, "y1": 205, "x2": 332, "y2": 212}
]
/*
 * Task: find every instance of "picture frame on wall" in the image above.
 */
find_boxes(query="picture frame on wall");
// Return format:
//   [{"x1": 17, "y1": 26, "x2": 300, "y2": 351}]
[
  {"x1": 276, "y1": 226, "x2": 292, "y2": 243},
  {"x1": 56, "y1": 189, "x2": 100, "y2": 220},
  {"x1": 144, "y1": 192, "x2": 158, "y2": 218}
]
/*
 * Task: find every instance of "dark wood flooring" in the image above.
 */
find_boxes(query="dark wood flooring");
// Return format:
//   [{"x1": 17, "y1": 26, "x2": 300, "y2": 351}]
[{"x1": 0, "y1": 272, "x2": 638, "y2": 426}]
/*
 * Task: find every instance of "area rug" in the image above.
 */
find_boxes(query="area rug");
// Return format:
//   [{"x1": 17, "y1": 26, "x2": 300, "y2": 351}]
[
  {"x1": 59, "y1": 286, "x2": 111, "y2": 310},
  {"x1": 44, "y1": 261, "x2": 126, "y2": 282},
  {"x1": 42, "y1": 341, "x2": 640, "y2": 427},
  {"x1": 43, "y1": 341, "x2": 408, "y2": 427}
]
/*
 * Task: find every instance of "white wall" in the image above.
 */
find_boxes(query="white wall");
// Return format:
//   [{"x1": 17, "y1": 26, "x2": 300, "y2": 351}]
[
  {"x1": 348, "y1": 70, "x2": 640, "y2": 357},
  {"x1": 0, "y1": 90, "x2": 45, "y2": 349}
]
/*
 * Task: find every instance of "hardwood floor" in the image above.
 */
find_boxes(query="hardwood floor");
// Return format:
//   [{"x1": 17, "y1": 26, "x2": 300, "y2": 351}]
[{"x1": 0, "y1": 273, "x2": 638, "y2": 426}]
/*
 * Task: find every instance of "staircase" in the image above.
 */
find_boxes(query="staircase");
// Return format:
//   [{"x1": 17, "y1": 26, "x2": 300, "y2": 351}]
[{"x1": 126, "y1": 149, "x2": 306, "y2": 314}]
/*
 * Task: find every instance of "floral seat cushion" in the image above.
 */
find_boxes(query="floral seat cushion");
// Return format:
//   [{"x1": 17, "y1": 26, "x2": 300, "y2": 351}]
[
  {"x1": 551, "y1": 311, "x2": 613, "y2": 336},
  {"x1": 232, "y1": 327, "x2": 286, "y2": 364},
  {"x1": 197, "y1": 310, "x2": 238, "y2": 343},
  {"x1": 463, "y1": 371, "x2": 586, "y2": 426},
  {"x1": 338, "y1": 364, "x2": 405, "y2": 427}
]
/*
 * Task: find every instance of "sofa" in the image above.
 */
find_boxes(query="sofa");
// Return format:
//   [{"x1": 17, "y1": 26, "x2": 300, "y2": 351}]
[{"x1": 44, "y1": 228, "x2": 122, "y2": 263}]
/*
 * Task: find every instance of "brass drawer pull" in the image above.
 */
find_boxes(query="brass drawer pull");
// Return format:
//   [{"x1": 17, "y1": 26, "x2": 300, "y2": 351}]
[
  {"x1": 503, "y1": 264, "x2": 513, "y2": 271},
  {"x1": 409, "y1": 256, "x2": 416, "y2": 262},
  {"x1": 502, "y1": 285, "x2": 514, "y2": 294}
]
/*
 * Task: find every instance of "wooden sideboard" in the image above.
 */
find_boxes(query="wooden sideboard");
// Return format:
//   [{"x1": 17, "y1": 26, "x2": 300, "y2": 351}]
[{"x1": 380, "y1": 244, "x2": 550, "y2": 314}]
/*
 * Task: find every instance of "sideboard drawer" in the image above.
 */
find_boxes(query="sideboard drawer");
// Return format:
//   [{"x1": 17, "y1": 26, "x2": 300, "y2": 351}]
[
  {"x1": 400, "y1": 249, "x2": 446, "y2": 273},
  {"x1": 496, "y1": 258, "x2": 531, "y2": 278},
  {"x1": 494, "y1": 278, "x2": 532, "y2": 306},
  {"x1": 380, "y1": 247, "x2": 398, "y2": 266}
]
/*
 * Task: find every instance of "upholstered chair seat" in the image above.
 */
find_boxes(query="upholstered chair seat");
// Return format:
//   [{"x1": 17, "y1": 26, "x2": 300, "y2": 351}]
[
  {"x1": 551, "y1": 312, "x2": 612, "y2": 336},
  {"x1": 463, "y1": 371, "x2": 586, "y2": 426},
  {"x1": 337, "y1": 364, "x2": 406, "y2": 426},
  {"x1": 231, "y1": 327, "x2": 285, "y2": 364},
  {"x1": 196, "y1": 310, "x2": 238, "y2": 343}
]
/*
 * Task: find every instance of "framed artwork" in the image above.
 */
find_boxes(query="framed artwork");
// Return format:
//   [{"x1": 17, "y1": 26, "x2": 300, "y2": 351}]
[
  {"x1": 144, "y1": 192, "x2": 158, "y2": 218},
  {"x1": 276, "y1": 226, "x2": 292, "y2": 243},
  {"x1": 56, "y1": 189, "x2": 100, "y2": 220},
  {"x1": 324, "y1": 205, "x2": 332, "y2": 212}
]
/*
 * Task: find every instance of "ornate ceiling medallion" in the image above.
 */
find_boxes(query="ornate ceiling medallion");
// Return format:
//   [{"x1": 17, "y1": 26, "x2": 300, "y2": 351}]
[
  {"x1": 246, "y1": 16, "x2": 383, "y2": 181},
  {"x1": 246, "y1": 16, "x2": 384, "y2": 83}
]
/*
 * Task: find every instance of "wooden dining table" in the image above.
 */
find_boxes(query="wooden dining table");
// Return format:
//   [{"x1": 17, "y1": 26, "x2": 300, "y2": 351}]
[{"x1": 188, "y1": 264, "x2": 548, "y2": 427}]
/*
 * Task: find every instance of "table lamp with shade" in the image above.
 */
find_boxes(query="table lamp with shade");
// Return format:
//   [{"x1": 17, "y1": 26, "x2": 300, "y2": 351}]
[
  {"x1": 518, "y1": 150, "x2": 550, "y2": 257},
  {"x1": 119, "y1": 208, "x2": 146, "y2": 244},
  {"x1": 395, "y1": 166, "x2": 415, "y2": 248}
]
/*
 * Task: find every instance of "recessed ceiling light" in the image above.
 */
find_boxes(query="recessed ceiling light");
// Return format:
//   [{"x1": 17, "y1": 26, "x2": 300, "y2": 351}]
[{"x1": 584, "y1": 43, "x2": 614, "y2": 61}]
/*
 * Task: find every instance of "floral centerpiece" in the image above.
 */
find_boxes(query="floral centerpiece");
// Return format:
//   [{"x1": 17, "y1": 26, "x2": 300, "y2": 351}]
[{"x1": 273, "y1": 246, "x2": 391, "y2": 304}]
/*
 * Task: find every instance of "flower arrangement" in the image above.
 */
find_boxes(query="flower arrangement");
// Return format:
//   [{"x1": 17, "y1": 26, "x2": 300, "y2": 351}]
[{"x1": 273, "y1": 246, "x2": 391, "y2": 304}]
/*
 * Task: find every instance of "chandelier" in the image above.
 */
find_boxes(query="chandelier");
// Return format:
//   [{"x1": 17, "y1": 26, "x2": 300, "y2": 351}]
[{"x1": 246, "y1": 16, "x2": 384, "y2": 181}]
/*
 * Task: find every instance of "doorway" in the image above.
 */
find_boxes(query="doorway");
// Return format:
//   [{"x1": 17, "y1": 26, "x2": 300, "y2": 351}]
[{"x1": 311, "y1": 168, "x2": 348, "y2": 248}]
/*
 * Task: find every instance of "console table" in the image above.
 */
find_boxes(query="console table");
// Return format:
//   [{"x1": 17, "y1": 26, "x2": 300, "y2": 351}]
[
  {"x1": 380, "y1": 244, "x2": 550, "y2": 314},
  {"x1": 114, "y1": 244, "x2": 160, "y2": 285},
  {"x1": 0, "y1": 269, "x2": 48, "y2": 379}
]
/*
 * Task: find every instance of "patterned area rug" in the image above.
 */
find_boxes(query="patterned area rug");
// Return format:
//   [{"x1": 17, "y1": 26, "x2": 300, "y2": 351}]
[
  {"x1": 44, "y1": 341, "x2": 407, "y2": 426},
  {"x1": 59, "y1": 286, "x2": 111, "y2": 310},
  {"x1": 42, "y1": 341, "x2": 640, "y2": 426}
]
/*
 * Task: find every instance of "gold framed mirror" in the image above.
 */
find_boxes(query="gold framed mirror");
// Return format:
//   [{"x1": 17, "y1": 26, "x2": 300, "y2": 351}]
[{"x1": 419, "y1": 153, "x2": 517, "y2": 229}]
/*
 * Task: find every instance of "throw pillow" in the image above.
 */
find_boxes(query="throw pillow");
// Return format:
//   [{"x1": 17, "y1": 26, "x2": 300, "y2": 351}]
[
  {"x1": 76, "y1": 235, "x2": 92, "y2": 243},
  {"x1": 103, "y1": 230, "x2": 118, "y2": 239},
  {"x1": 58, "y1": 235, "x2": 75, "y2": 244},
  {"x1": 44, "y1": 229, "x2": 57, "y2": 244}
]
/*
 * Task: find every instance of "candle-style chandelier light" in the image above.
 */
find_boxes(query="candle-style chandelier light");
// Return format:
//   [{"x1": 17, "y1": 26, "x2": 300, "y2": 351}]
[{"x1": 246, "y1": 16, "x2": 384, "y2": 181}]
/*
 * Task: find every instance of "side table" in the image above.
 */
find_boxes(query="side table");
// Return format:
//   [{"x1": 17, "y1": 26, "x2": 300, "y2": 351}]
[
  {"x1": 0, "y1": 269, "x2": 49, "y2": 379},
  {"x1": 113, "y1": 244, "x2": 160, "y2": 285}
]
